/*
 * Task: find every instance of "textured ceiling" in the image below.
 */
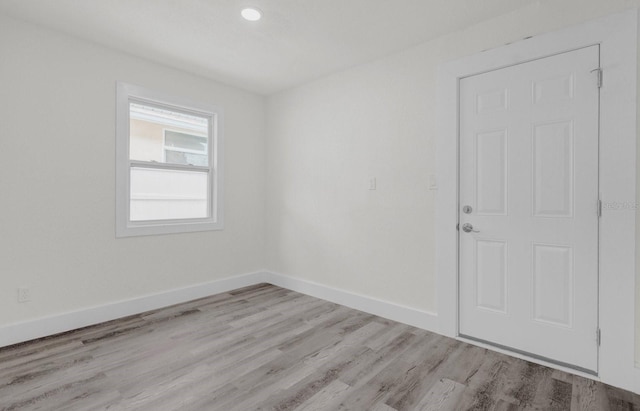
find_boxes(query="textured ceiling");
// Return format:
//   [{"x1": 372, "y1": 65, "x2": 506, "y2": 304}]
[{"x1": 0, "y1": 0, "x2": 537, "y2": 94}]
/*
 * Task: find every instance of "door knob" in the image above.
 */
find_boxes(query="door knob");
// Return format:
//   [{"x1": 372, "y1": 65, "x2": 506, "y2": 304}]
[{"x1": 462, "y1": 223, "x2": 479, "y2": 233}]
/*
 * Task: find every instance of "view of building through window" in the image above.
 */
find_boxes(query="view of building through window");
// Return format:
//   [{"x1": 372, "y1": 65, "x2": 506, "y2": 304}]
[{"x1": 129, "y1": 103, "x2": 210, "y2": 221}]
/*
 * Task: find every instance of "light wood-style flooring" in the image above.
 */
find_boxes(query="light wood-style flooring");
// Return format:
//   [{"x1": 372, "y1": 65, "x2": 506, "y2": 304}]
[{"x1": 1, "y1": 283, "x2": 639, "y2": 410}]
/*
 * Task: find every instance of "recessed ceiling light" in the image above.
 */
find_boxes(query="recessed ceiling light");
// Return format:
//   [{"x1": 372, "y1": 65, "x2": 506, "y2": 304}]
[{"x1": 241, "y1": 7, "x2": 262, "y2": 21}]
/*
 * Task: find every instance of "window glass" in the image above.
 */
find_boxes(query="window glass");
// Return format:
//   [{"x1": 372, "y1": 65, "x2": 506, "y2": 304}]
[
  {"x1": 164, "y1": 130, "x2": 208, "y2": 166},
  {"x1": 130, "y1": 167, "x2": 208, "y2": 221},
  {"x1": 129, "y1": 102, "x2": 209, "y2": 166}
]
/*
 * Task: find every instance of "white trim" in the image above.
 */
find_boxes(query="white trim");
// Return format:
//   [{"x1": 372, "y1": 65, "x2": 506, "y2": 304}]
[
  {"x1": 436, "y1": 10, "x2": 638, "y2": 393},
  {"x1": 116, "y1": 82, "x2": 225, "y2": 237},
  {"x1": 0, "y1": 271, "x2": 439, "y2": 349},
  {"x1": 264, "y1": 271, "x2": 439, "y2": 332},
  {"x1": 0, "y1": 271, "x2": 266, "y2": 348}
]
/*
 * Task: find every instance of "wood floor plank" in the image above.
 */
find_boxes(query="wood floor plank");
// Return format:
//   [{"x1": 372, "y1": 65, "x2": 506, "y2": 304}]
[
  {"x1": 337, "y1": 330, "x2": 420, "y2": 389},
  {"x1": 256, "y1": 345, "x2": 370, "y2": 411},
  {"x1": 458, "y1": 361, "x2": 505, "y2": 409},
  {"x1": 364, "y1": 322, "x2": 414, "y2": 351},
  {"x1": 605, "y1": 383, "x2": 640, "y2": 411},
  {"x1": 416, "y1": 378, "x2": 466, "y2": 411},
  {"x1": 370, "y1": 402, "x2": 399, "y2": 411},
  {"x1": 293, "y1": 379, "x2": 352, "y2": 411},
  {"x1": 384, "y1": 336, "x2": 465, "y2": 410},
  {"x1": 501, "y1": 359, "x2": 551, "y2": 409},
  {"x1": 349, "y1": 358, "x2": 419, "y2": 408},
  {"x1": 1, "y1": 284, "x2": 639, "y2": 411},
  {"x1": 572, "y1": 376, "x2": 612, "y2": 411},
  {"x1": 527, "y1": 371, "x2": 572, "y2": 411}
]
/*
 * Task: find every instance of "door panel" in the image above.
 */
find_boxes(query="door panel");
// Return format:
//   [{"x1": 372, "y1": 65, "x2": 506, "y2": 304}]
[
  {"x1": 476, "y1": 239, "x2": 508, "y2": 313},
  {"x1": 532, "y1": 243, "x2": 573, "y2": 327},
  {"x1": 459, "y1": 46, "x2": 599, "y2": 372},
  {"x1": 476, "y1": 129, "x2": 508, "y2": 215},
  {"x1": 532, "y1": 120, "x2": 574, "y2": 217}
]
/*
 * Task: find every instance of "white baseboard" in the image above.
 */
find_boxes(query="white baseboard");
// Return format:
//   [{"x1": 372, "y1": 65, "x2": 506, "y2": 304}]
[
  {"x1": 264, "y1": 271, "x2": 439, "y2": 332},
  {"x1": 0, "y1": 269, "x2": 438, "y2": 349},
  {"x1": 0, "y1": 271, "x2": 267, "y2": 348},
  {"x1": 6, "y1": 267, "x2": 638, "y2": 392},
  {"x1": 634, "y1": 365, "x2": 640, "y2": 394}
]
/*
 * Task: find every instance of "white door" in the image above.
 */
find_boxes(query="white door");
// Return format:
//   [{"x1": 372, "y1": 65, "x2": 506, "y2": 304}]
[{"x1": 458, "y1": 46, "x2": 600, "y2": 372}]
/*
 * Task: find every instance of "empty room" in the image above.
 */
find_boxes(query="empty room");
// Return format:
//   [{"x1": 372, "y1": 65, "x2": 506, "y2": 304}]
[{"x1": 3, "y1": 0, "x2": 640, "y2": 410}]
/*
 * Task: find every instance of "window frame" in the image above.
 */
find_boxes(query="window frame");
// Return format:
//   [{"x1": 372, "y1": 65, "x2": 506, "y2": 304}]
[{"x1": 116, "y1": 82, "x2": 224, "y2": 237}]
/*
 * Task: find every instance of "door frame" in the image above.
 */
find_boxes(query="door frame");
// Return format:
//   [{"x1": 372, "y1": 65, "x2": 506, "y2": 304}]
[{"x1": 436, "y1": 10, "x2": 638, "y2": 392}]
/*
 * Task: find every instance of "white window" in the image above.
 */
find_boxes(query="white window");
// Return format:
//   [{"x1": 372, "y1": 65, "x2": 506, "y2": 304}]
[{"x1": 116, "y1": 83, "x2": 223, "y2": 237}]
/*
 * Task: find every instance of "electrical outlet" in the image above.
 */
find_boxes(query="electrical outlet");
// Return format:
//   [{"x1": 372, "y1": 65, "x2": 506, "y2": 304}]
[{"x1": 17, "y1": 287, "x2": 31, "y2": 303}]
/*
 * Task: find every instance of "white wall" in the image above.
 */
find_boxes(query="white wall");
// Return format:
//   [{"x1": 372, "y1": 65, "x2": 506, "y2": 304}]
[
  {"x1": 266, "y1": 0, "x2": 640, "y2": 327},
  {"x1": 266, "y1": 49, "x2": 438, "y2": 311},
  {"x1": 0, "y1": 15, "x2": 266, "y2": 326}
]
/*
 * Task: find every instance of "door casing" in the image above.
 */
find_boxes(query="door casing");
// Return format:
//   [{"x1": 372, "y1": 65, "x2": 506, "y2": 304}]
[{"x1": 436, "y1": 10, "x2": 638, "y2": 393}]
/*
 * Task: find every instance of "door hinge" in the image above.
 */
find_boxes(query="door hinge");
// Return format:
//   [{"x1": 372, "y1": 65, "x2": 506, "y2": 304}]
[
  {"x1": 597, "y1": 198, "x2": 602, "y2": 217},
  {"x1": 456, "y1": 223, "x2": 460, "y2": 231},
  {"x1": 592, "y1": 68, "x2": 603, "y2": 88},
  {"x1": 596, "y1": 328, "x2": 601, "y2": 346}
]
